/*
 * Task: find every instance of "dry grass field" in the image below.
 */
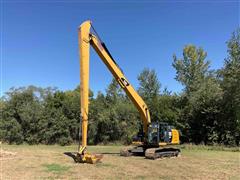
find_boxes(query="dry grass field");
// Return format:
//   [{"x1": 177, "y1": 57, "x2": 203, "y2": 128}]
[{"x1": 0, "y1": 144, "x2": 239, "y2": 180}]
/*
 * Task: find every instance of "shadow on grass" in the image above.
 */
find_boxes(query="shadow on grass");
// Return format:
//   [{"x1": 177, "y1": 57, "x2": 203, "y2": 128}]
[
  {"x1": 101, "y1": 152, "x2": 120, "y2": 155},
  {"x1": 64, "y1": 151, "x2": 120, "y2": 164},
  {"x1": 63, "y1": 152, "x2": 79, "y2": 162}
]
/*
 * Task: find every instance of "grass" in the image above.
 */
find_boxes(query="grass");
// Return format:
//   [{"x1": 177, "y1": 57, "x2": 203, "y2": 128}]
[
  {"x1": 1, "y1": 144, "x2": 239, "y2": 179},
  {"x1": 180, "y1": 144, "x2": 240, "y2": 152},
  {"x1": 95, "y1": 162, "x2": 116, "y2": 168},
  {"x1": 42, "y1": 163, "x2": 70, "y2": 174}
]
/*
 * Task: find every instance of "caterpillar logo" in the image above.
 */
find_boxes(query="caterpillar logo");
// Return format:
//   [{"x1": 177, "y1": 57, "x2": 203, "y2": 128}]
[
  {"x1": 121, "y1": 78, "x2": 129, "y2": 86},
  {"x1": 118, "y1": 77, "x2": 129, "y2": 88}
]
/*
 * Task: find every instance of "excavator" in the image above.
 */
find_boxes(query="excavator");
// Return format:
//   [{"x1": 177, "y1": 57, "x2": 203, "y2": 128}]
[{"x1": 75, "y1": 20, "x2": 180, "y2": 164}]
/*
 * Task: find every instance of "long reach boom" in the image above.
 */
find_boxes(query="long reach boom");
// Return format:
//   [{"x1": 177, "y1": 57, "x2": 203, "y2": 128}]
[{"x1": 77, "y1": 20, "x2": 151, "y2": 163}]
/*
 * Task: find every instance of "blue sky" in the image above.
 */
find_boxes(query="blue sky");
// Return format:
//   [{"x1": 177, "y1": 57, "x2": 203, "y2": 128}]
[{"x1": 1, "y1": 1, "x2": 239, "y2": 96}]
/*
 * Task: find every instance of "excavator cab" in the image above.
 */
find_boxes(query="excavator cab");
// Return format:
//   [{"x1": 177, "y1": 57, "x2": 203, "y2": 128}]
[
  {"x1": 133, "y1": 122, "x2": 180, "y2": 146},
  {"x1": 148, "y1": 122, "x2": 180, "y2": 145}
]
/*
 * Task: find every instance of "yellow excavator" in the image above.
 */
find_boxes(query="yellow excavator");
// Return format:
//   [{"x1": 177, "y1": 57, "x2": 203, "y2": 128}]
[{"x1": 75, "y1": 20, "x2": 180, "y2": 164}]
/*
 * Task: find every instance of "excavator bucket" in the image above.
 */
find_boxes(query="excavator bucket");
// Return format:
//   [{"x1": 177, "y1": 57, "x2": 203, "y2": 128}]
[
  {"x1": 64, "y1": 152, "x2": 103, "y2": 164},
  {"x1": 74, "y1": 152, "x2": 103, "y2": 164}
]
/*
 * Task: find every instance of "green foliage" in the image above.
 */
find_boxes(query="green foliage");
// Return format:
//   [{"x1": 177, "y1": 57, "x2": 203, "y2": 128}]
[
  {"x1": 218, "y1": 28, "x2": 240, "y2": 145},
  {"x1": 173, "y1": 45, "x2": 210, "y2": 93},
  {"x1": 172, "y1": 45, "x2": 223, "y2": 144},
  {"x1": 0, "y1": 117, "x2": 23, "y2": 144},
  {"x1": 138, "y1": 68, "x2": 161, "y2": 121},
  {"x1": 0, "y1": 30, "x2": 239, "y2": 147},
  {"x1": 172, "y1": 29, "x2": 240, "y2": 146},
  {"x1": 138, "y1": 68, "x2": 160, "y2": 99},
  {"x1": 106, "y1": 79, "x2": 124, "y2": 105},
  {"x1": 188, "y1": 77, "x2": 223, "y2": 144},
  {"x1": 39, "y1": 91, "x2": 73, "y2": 145},
  {"x1": 88, "y1": 79, "x2": 138, "y2": 144},
  {"x1": 157, "y1": 93, "x2": 181, "y2": 126},
  {"x1": 1, "y1": 87, "x2": 43, "y2": 144}
]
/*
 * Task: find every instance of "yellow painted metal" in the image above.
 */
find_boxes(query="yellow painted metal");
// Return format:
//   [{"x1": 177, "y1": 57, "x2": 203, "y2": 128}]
[
  {"x1": 159, "y1": 142, "x2": 168, "y2": 146},
  {"x1": 77, "y1": 21, "x2": 180, "y2": 163},
  {"x1": 84, "y1": 153, "x2": 103, "y2": 164},
  {"x1": 78, "y1": 20, "x2": 91, "y2": 149},
  {"x1": 78, "y1": 153, "x2": 103, "y2": 164},
  {"x1": 75, "y1": 152, "x2": 103, "y2": 164},
  {"x1": 78, "y1": 146, "x2": 86, "y2": 154},
  {"x1": 90, "y1": 35, "x2": 151, "y2": 136},
  {"x1": 171, "y1": 129, "x2": 180, "y2": 144},
  {"x1": 78, "y1": 20, "x2": 151, "y2": 148},
  {"x1": 77, "y1": 21, "x2": 104, "y2": 163}
]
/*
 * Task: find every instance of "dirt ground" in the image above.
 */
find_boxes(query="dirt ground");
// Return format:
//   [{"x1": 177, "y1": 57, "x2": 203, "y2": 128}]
[{"x1": 0, "y1": 144, "x2": 239, "y2": 180}]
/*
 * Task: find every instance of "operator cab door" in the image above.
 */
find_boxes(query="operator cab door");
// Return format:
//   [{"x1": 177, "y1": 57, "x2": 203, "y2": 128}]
[
  {"x1": 147, "y1": 122, "x2": 159, "y2": 145},
  {"x1": 159, "y1": 123, "x2": 172, "y2": 143}
]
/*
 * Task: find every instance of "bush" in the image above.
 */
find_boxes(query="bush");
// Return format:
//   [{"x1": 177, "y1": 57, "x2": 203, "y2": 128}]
[{"x1": 0, "y1": 118, "x2": 24, "y2": 144}]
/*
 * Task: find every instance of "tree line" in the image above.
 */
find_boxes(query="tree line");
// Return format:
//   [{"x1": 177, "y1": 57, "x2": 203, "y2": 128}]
[{"x1": 1, "y1": 29, "x2": 239, "y2": 146}]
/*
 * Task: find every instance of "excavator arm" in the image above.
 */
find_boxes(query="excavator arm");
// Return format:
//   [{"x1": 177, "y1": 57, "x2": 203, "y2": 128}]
[{"x1": 78, "y1": 21, "x2": 151, "y2": 162}]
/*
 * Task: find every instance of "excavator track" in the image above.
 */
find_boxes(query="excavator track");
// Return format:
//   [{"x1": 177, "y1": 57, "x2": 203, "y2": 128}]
[
  {"x1": 145, "y1": 147, "x2": 180, "y2": 160},
  {"x1": 120, "y1": 146, "x2": 180, "y2": 160}
]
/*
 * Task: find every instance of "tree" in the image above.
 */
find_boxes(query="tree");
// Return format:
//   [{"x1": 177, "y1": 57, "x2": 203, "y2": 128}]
[
  {"x1": 88, "y1": 79, "x2": 139, "y2": 144},
  {"x1": 86, "y1": 91, "x2": 108, "y2": 144},
  {"x1": 219, "y1": 28, "x2": 240, "y2": 145},
  {"x1": 105, "y1": 79, "x2": 124, "y2": 105},
  {"x1": 173, "y1": 45, "x2": 210, "y2": 93},
  {"x1": 39, "y1": 91, "x2": 72, "y2": 145},
  {"x1": 0, "y1": 118, "x2": 23, "y2": 144},
  {"x1": 62, "y1": 88, "x2": 81, "y2": 142},
  {"x1": 138, "y1": 68, "x2": 161, "y2": 121},
  {"x1": 187, "y1": 76, "x2": 222, "y2": 144},
  {"x1": 173, "y1": 45, "x2": 222, "y2": 144},
  {"x1": 96, "y1": 79, "x2": 129, "y2": 143},
  {"x1": 1, "y1": 86, "x2": 44, "y2": 144},
  {"x1": 157, "y1": 92, "x2": 181, "y2": 127}
]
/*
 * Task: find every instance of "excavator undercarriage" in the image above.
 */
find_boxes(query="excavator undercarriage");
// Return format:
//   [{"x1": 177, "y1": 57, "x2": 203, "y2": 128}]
[
  {"x1": 120, "y1": 122, "x2": 181, "y2": 159},
  {"x1": 120, "y1": 146, "x2": 180, "y2": 159}
]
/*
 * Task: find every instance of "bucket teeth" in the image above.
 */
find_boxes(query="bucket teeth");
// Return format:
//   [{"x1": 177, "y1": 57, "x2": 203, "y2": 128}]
[
  {"x1": 75, "y1": 152, "x2": 103, "y2": 164},
  {"x1": 85, "y1": 153, "x2": 103, "y2": 164}
]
